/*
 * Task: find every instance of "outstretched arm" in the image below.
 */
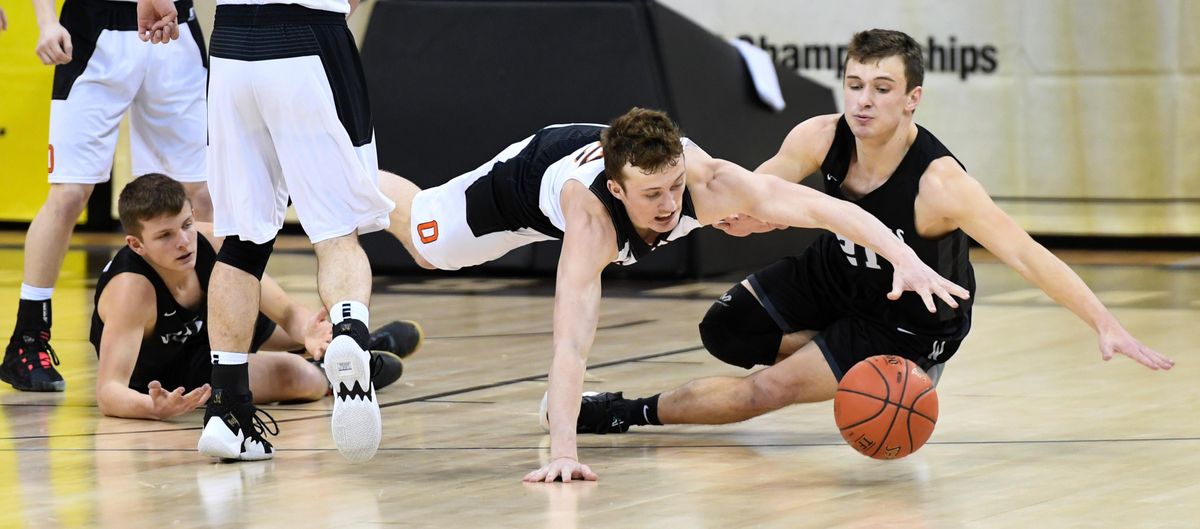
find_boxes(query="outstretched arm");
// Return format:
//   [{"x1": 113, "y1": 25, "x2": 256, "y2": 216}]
[
  {"x1": 697, "y1": 156, "x2": 969, "y2": 312},
  {"x1": 523, "y1": 185, "x2": 615, "y2": 483},
  {"x1": 922, "y1": 158, "x2": 1174, "y2": 370},
  {"x1": 95, "y1": 275, "x2": 210, "y2": 420}
]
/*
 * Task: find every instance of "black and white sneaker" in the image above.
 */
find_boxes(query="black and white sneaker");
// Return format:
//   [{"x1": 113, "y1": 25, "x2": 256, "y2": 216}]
[
  {"x1": 197, "y1": 390, "x2": 277, "y2": 461},
  {"x1": 324, "y1": 334, "x2": 382, "y2": 462},
  {"x1": 368, "y1": 320, "x2": 423, "y2": 359},
  {"x1": 538, "y1": 391, "x2": 632, "y2": 435},
  {"x1": 0, "y1": 331, "x2": 65, "y2": 392},
  {"x1": 369, "y1": 350, "x2": 404, "y2": 391}
]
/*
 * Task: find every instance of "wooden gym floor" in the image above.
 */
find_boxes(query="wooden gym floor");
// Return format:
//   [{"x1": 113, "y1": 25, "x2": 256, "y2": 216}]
[{"x1": 0, "y1": 233, "x2": 1196, "y2": 528}]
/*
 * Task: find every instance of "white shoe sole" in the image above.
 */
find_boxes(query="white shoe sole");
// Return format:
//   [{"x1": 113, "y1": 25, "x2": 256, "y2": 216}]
[
  {"x1": 538, "y1": 391, "x2": 600, "y2": 433},
  {"x1": 324, "y1": 335, "x2": 382, "y2": 462},
  {"x1": 198, "y1": 416, "x2": 242, "y2": 459},
  {"x1": 197, "y1": 416, "x2": 273, "y2": 461}
]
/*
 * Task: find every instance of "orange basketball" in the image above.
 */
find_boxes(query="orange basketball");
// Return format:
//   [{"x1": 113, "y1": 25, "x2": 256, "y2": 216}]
[{"x1": 833, "y1": 355, "x2": 938, "y2": 460}]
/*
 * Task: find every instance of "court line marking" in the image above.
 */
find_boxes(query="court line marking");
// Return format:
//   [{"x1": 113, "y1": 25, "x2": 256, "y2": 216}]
[
  {"x1": 3, "y1": 436, "x2": 1197, "y2": 453},
  {"x1": 0, "y1": 344, "x2": 706, "y2": 440}
]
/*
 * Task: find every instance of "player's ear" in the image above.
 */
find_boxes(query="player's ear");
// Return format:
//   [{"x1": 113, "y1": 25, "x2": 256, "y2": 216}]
[
  {"x1": 607, "y1": 178, "x2": 626, "y2": 201},
  {"x1": 906, "y1": 85, "x2": 922, "y2": 114},
  {"x1": 126, "y1": 234, "x2": 146, "y2": 255}
]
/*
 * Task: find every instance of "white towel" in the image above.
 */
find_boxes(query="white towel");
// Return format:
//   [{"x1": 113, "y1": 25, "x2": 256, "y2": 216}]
[{"x1": 729, "y1": 38, "x2": 786, "y2": 112}]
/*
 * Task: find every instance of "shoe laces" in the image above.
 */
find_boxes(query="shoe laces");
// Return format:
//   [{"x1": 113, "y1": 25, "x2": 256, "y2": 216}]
[
  {"x1": 19, "y1": 332, "x2": 60, "y2": 369},
  {"x1": 247, "y1": 407, "x2": 279, "y2": 439},
  {"x1": 369, "y1": 353, "x2": 382, "y2": 379}
]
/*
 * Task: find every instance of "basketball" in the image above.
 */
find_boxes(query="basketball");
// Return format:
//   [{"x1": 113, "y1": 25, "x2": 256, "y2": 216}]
[{"x1": 833, "y1": 355, "x2": 939, "y2": 460}]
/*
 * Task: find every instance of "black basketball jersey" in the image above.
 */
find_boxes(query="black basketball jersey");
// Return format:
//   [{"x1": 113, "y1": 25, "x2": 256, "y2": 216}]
[
  {"x1": 463, "y1": 124, "x2": 700, "y2": 266},
  {"x1": 815, "y1": 115, "x2": 976, "y2": 335},
  {"x1": 90, "y1": 238, "x2": 219, "y2": 388}
]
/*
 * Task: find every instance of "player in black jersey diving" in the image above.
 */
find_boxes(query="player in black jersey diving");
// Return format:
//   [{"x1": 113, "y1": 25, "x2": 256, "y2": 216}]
[
  {"x1": 370, "y1": 106, "x2": 970, "y2": 482},
  {"x1": 560, "y1": 29, "x2": 1174, "y2": 451}
]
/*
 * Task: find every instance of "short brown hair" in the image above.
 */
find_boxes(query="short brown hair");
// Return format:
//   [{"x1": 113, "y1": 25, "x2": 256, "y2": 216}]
[
  {"x1": 600, "y1": 107, "x2": 684, "y2": 185},
  {"x1": 846, "y1": 29, "x2": 924, "y2": 92},
  {"x1": 118, "y1": 174, "x2": 189, "y2": 237}
]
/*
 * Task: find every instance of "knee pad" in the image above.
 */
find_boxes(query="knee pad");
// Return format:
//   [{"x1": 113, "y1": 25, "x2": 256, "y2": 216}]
[
  {"x1": 698, "y1": 283, "x2": 783, "y2": 370},
  {"x1": 216, "y1": 236, "x2": 276, "y2": 280}
]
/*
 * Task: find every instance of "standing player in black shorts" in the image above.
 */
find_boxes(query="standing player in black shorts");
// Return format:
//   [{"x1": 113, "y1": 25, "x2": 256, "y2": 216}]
[
  {"x1": 561, "y1": 29, "x2": 1174, "y2": 436},
  {"x1": 92, "y1": 175, "x2": 419, "y2": 423}
]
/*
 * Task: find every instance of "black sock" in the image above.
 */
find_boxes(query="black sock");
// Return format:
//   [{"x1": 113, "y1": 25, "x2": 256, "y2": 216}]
[
  {"x1": 211, "y1": 363, "x2": 250, "y2": 396},
  {"x1": 625, "y1": 394, "x2": 662, "y2": 426},
  {"x1": 334, "y1": 318, "x2": 371, "y2": 350},
  {"x1": 13, "y1": 299, "x2": 52, "y2": 339}
]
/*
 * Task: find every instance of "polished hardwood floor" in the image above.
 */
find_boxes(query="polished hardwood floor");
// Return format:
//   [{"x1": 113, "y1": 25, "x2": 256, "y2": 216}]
[{"x1": 0, "y1": 233, "x2": 1196, "y2": 528}]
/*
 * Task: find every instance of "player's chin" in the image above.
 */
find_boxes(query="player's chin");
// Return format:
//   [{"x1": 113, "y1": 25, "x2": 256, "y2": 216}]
[{"x1": 652, "y1": 213, "x2": 679, "y2": 231}]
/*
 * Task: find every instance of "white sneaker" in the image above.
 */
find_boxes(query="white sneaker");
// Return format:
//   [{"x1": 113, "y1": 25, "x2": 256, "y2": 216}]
[
  {"x1": 197, "y1": 400, "x2": 276, "y2": 461},
  {"x1": 324, "y1": 334, "x2": 382, "y2": 462}
]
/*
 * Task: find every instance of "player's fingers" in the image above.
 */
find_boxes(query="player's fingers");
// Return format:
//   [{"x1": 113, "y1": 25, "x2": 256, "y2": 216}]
[
  {"x1": 62, "y1": 33, "x2": 73, "y2": 59},
  {"x1": 48, "y1": 41, "x2": 68, "y2": 64},
  {"x1": 1139, "y1": 345, "x2": 1172, "y2": 370},
  {"x1": 942, "y1": 279, "x2": 970, "y2": 299},
  {"x1": 147, "y1": 380, "x2": 164, "y2": 395},
  {"x1": 918, "y1": 289, "x2": 936, "y2": 312},
  {"x1": 933, "y1": 287, "x2": 959, "y2": 309},
  {"x1": 887, "y1": 278, "x2": 903, "y2": 300},
  {"x1": 523, "y1": 468, "x2": 545, "y2": 483},
  {"x1": 579, "y1": 464, "x2": 598, "y2": 481}
]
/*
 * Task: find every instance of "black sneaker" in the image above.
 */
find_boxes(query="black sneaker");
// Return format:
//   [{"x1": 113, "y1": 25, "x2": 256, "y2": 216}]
[
  {"x1": 197, "y1": 390, "x2": 278, "y2": 461},
  {"x1": 368, "y1": 321, "x2": 423, "y2": 359},
  {"x1": 539, "y1": 391, "x2": 633, "y2": 435},
  {"x1": 0, "y1": 331, "x2": 65, "y2": 392},
  {"x1": 369, "y1": 350, "x2": 404, "y2": 391}
]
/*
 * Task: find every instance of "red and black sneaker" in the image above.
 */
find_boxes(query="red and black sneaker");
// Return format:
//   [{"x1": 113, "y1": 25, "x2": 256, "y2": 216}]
[{"x1": 0, "y1": 331, "x2": 65, "y2": 392}]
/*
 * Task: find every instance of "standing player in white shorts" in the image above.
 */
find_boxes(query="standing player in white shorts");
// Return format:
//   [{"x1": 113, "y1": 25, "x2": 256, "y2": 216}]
[
  {"x1": 139, "y1": 0, "x2": 395, "y2": 462},
  {"x1": 0, "y1": 0, "x2": 209, "y2": 393}
]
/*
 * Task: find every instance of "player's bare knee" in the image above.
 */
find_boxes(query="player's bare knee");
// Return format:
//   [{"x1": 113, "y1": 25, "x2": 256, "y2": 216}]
[
  {"x1": 46, "y1": 183, "x2": 94, "y2": 220},
  {"x1": 280, "y1": 359, "x2": 325, "y2": 401},
  {"x1": 181, "y1": 182, "x2": 212, "y2": 221},
  {"x1": 746, "y1": 374, "x2": 796, "y2": 413}
]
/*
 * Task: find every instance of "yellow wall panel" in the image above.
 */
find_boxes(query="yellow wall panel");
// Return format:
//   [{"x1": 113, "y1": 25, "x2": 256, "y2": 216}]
[{"x1": 0, "y1": 1, "x2": 66, "y2": 222}]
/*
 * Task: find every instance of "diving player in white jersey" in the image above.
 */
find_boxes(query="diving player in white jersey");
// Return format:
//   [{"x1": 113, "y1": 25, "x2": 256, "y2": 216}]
[
  {"x1": 373, "y1": 107, "x2": 971, "y2": 482},
  {"x1": 138, "y1": 0, "x2": 395, "y2": 462}
]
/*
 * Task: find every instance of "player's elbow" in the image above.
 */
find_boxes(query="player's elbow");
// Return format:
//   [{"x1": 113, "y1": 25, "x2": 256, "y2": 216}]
[{"x1": 94, "y1": 387, "x2": 126, "y2": 419}]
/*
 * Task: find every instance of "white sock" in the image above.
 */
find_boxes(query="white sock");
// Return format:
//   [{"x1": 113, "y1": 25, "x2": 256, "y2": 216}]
[
  {"x1": 20, "y1": 284, "x2": 54, "y2": 301},
  {"x1": 210, "y1": 351, "x2": 249, "y2": 365},
  {"x1": 329, "y1": 300, "x2": 369, "y2": 328}
]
